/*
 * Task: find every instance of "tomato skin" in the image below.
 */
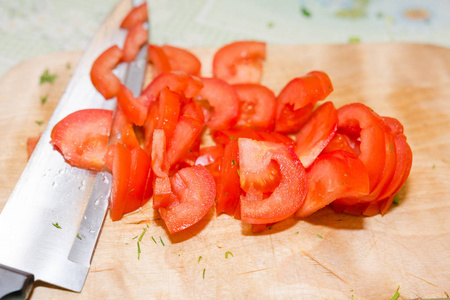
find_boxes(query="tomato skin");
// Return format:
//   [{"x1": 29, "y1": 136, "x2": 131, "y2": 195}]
[
  {"x1": 212, "y1": 127, "x2": 263, "y2": 146},
  {"x1": 295, "y1": 150, "x2": 370, "y2": 218},
  {"x1": 159, "y1": 165, "x2": 216, "y2": 234},
  {"x1": 117, "y1": 84, "x2": 149, "y2": 126},
  {"x1": 213, "y1": 41, "x2": 266, "y2": 84},
  {"x1": 110, "y1": 143, "x2": 132, "y2": 221},
  {"x1": 120, "y1": 3, "x2": 148, "y2": 29},
  {"x1": 122, "y1": 23, "x2": 148, "y2": 62},
  {"x1": 156, "y1": 87, "x2": 181, "y2": 142},
  {"x1": 51, "y1": 109, "x2": 113, "y2": 172},
  {"x1": 233, "y1": 83, "x2": 276, "y2": 130},
  {"x1": 239, "y1": 138, "x2": 307, "y2": 224},
  {"x1": 216, "y1": 139, "x2": 241, "y2": 216},
  {"x1": 90, "y1": 46, "x2": 123, "y2": 100},
  {"x1": 151, "y1": 129, "x2": 172, "y2": 209},
  {"x1": 295, "y1": 101, "x2": 338, "y2": 168},
  {"x1": 322, "y1": 133, "x2": 356, "y2": 155},
  {"x1": 109, "y1": 107, "x2": 140, "y2": 150},
  {"x1": 275, "y1": 103, "x2": 314, "y2": 134},
  {"x1": 147, "y1": 44, "x2": 171, "y2": 78},
  {"x1": 196, "y1": 77, "x2": 240, "y2": 130},
  {"x1": 161, "y1": 45, "x2": 202, "y2": 76},
  {"x1": 195, "y1": 145, "x2": 223, "y2": 182}
]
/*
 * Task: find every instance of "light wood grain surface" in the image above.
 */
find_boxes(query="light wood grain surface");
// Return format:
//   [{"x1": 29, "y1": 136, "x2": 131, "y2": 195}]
[{"x1": 1, "y1": 43, "x2": 450, "y2": 299}]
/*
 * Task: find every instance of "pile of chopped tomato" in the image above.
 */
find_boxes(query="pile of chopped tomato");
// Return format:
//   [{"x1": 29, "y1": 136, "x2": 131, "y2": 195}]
[{"x1": 46, "y1": 4, "x2": 412, "y2": 234}]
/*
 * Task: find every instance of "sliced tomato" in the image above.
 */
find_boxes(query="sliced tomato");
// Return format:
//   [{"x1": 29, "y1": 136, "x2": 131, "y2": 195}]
[
  {"x1": 120, "y1": 3, "x2": 148, "y2": 29},
  {"x1": 216, "y1": 139, "x2": 241, "y2": 216},
  {"x1": 161, "y1": 45, "x2": 201, "y2": 76},
  {"x1": 123, "y1": 147, "x2": 152, "y2": 214},
  {"x1": 195, "y1": 77, "x2": 239, "y2": 130},
  {"x1": 117, "y1": 84, "x2": 149, "y2": 126},
  {"x1": 122, "y1": 23, "x2": 148, "y2": 62},
  {"x1": 166, "y1": 115, "x2": 203, "y2": 166},
  {"x1": 256, "y1": 131, "x2": 295, "y2": 148},
  {"x1": 109, "y1": 107, "x2": 140, "y2": 150},
  {"x1": 275, "y1": 103, "x2": 314, "y2": 134},
  {"x1": 159, "y1": 165, "x2": 216, "y2": 234},
  {"x1": 233, "y1": 83, "x2": 276, "y2": 130},
  {"x1": 212, "y1": 127, "x2": 262, "y2": 146},
  {"x1": 147, "y1": 44, "x2": 171, "y2": 78},
  {"x1": 156, "y1": 87, "x2": 181, "y2": 142},
  {"x1": 239, "y1": 138, "x2": 307, "y2": 224},
  {"x1": 26, "y1": 135, "x2": 41, "y2": 160},
  {"x1": 295, "y1": 150, "x2": 370, "y2": 218},
  {"x1": 51, "y1": 109, "x2": 113, "y2": 171},
  {"x1": 195, "y1": 145, "x2": 223, "y2": 182},
  {"x1": 110, "y1": 143, "x2": 132, "y2": 221},
  {"x1": 180, "y1": 100, "x2": 205, "y2": 124},
  {"x1": 295, "y1": 101, "x2": 338, "y2": 168},
  {"x1": 143, "y1": 100, "x2": 159, "y2": 154},
  {"x1": 213, "y1": 41, "x2": 266, "y2": 84},
  {"x1": 90, "y1": 45, "x2": 123, "y2": 100},
  {"x1": 151, "y1": 129, "x2": 172, "y2": 209},
  {"x1": 322, "y1": 133, "x2": 356, "y2": 155}
]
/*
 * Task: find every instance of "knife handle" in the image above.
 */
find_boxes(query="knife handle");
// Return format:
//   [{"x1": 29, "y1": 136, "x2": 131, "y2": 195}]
[{"x1": 0, "y1": 264, "x2": 34, "y2": 300}]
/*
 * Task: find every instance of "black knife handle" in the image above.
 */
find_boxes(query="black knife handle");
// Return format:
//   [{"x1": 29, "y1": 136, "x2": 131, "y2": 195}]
[{"x1": 0, "y1": 264, "x2": 34, "y2": 300}]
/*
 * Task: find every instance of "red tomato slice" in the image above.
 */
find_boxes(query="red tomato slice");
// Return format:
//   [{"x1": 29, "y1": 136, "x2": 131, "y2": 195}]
[
  {"x1": 151, "y1": 129, "x2": 172, "y2": 209},
  {"x1": 90, "y1": 46, "x2": 123, "y2": 100},
  {"x1": 233, "y1": 83, "x2": 276, "y2": 130},
  {"x1": 195, "y1": 77, "x2": 239, "y2": 130},
  {"x1": 256, "y1": 131, "x2": 295, "y2": 148},
  {"x1": 143, "y1": 100, "x2": 159, "y2": 154},
  {"x1": 159, "y1": 165, "x2": 216, "y2": 234},
  {"x1": 166, "y1": 115, "x2": 204, "y2": 166},
  {"x1": 147, "y1": 44, "x2": 171, "y2": 78},
  {"x1": 295, "y1": 101, "x2": 338, "y2": 168},
  {"x1": 51, "y1": 109, "x2": 113, "y2": 172},
  {"x1": 322, "y1": 133, "x2": 356, "y2": 155},
  {"x1": 275, "y1": 103, "x2": 314, "y2": 134},
  {"x1": 117, "y1": 84, "x2": 149, "y2": 126},
  {"x1": 110, "y1": 143, "x2": 132, "y2": 221},
  {"x1": 26, "y1": 135, "x2": 41, "y2": 160},
  {"x1": 156, "y1": 87, "x2": 181, "y2": 142},
  {"x1": 213, "y1": 41, "x2": 266, "y2": 84},
  {"x1": 195, "y1": 145, "x2": 223, "y2": 182},
  {"x1": 123, "y1": 147, "x2": 152, "y2": 214},
  {"x1": 161, "y1": 45, "x2": 202, "y2": 76},
  {"x1": 239, "y1": 138, "x2": 307, "y2": 224},
  {"x1": 122, "y1": 23, "x2": 148, "y2": 62},
  {"x1": 295, "y1": 150, "x2": 370, "y2": 218},
  {"x1": 109, "y1": 107, "x2": 140, "y2": 150},
  {"x1": 120, "y1": 3, "x2": 148, "y2": 29},
  {"x1": 212, "y1": 127, "x2": 263, "y2": 145},
  {"x1": 216, "y1": 139, "x2": 241, "y2": 216},
  {"x1": 180, "y1": 100, "x2": 205, "y2": 125}
]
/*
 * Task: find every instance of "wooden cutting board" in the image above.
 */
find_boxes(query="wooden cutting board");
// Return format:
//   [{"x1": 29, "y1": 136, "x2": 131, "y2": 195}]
[{"x1": 1, "y1": 42, "x2": 450, "y2": 299}]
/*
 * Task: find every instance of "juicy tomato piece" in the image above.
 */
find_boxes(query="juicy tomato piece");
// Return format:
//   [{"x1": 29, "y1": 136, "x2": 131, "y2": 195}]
[
  {"x1": 322, "y1": 133, "x2": 356, "y2": 155},
  {"x1": 195, "y1": 145, "x2": 223, "y2": 181},
  {"x1": 337, "y1": 103, "x2": 386, "y2": 191},
  {"x1": 195, "y1": 77, "x2": 239, "y2": 130},
  {"x1": 143, "y1": 100, "x2": 159, "y2": 154},
  {"x1": 275, "y1": 103, "x2": 314, "y2": 134},
  {"x1": 110, "y1": 143, "x2": 132, "y2": 221},
  {"x1": 156, "y1": 87, "x2": 181, "y2": 142},
  {"x1": 212, "y1": 127, "x2": 263, "y2": 146},
  {"x1": 26, "y1": 135, "x2": 41, "y2": 160},
  {"x1": 90, "y1": 46, "x2": 123, "y2": 100},
  {"x1": 161, "y1": 45, "x2": 202, "y2": 76},
  {"x1": 51, "y1": 109, "x2": 113, "y2": 171},
  {"x1": 166, "y1": 115, "x2": 204, "y2": 166},
  {"x1": 233, "y1": 83, "x2": 276, "y2": 130},
  {"x1": 120, "y1": 3, "x2": 148, "y2": 29},
  {"x1": 147, "y1": 44, "x2": 171, "y2": 78},
  {"x1": 216, "y1": 139, "x2": 241, "y2": 216},
  {"x1": 180, "y1": 100, "x2": 205, "y2": 125},
  {"x1": 122, "y1": 23, "x2": 148, "y2": 62},
  {"x1": 256, "y1": 131, "x2": 295, "y2": 148},
  {"x1": 295, "y1": 101, "x2": 338, "y2": 168},
  {"x1": 239, "y1": 138, "x2": 307, "y2": 224},
  {"x1": 151, "y1": 129, "x2": 172, "y2": 209},
  {"x1": 123, "y1": 147, "x2": 152, "y2": 214},
  {"x1": 213, "y1": 41, "x2": 266, "y2": 84},
  {"x1": 295, "y1": 150, "x2": 370, "y2": 218},
  {"x1": 159, "y1": 165, "x2": 216, "y2": 234},
  {"x1": 117, "y1": 84, "x2": 149, "y2": 126},
  {"x1": 109, "y1": 107, "x2": 140, "y2": 150}
]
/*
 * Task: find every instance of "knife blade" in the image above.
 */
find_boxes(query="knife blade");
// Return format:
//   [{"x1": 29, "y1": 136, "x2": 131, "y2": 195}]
[{"x1": 0, "y1": 0, "x2": 148, "y2": 298}]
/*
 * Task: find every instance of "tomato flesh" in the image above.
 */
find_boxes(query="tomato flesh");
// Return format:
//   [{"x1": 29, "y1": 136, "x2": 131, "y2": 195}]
[
  {"x1": 120, "y1": 3, "x2": 148, "y2": 29},
  {"x1": 161, "y1": 45, "x2": 202, "y2": 76},
  {"x1": 122, "y1": 23, "x2": 148, "y2": 62},
  {"x1": 110, "y1": 143, "x2": 132, "y2": 221},
  {"x1": 117, "y1": 84, "x2": 149, "y2": 126},
  {"x1": 90, "y1": 46, "x2": 123, "y2": 100}
]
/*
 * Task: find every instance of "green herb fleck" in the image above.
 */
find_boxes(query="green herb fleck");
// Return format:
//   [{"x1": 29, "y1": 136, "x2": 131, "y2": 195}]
[
  {"x1": 41, "y1": 95, "x2": 48, "y2": 105},
  {"x1": 230, "y1": 136, "x2": 236, "y2": 140},
  {"x1": 139, "y1": 228, "x2": 147, "y2": 242},
  {"x1": 317, "y1": 234, "x2": 323, "y2": 239},
  {"x1": 432, "y1": 164, "x2": 436, "y2": 169},
  {"x1": 66, "y1": 62, "x2": 71, "y2": 70},
  {"x1": 376, "y1": 12, "x2": 384, "y2": 19},
  {"x1": 390, "y1": 286, "x2": 400, "y2": 300},
  {"x1": 40, "y1": 69, "x2": 57, "y2": 84},
  {"x1": 146, "y1": 224, "x2": 149, "y2": 228},
  {"x1": 296, "y1": 231, "x2": 299, "y2": 235},
  {"x1": 35, "y1": 120, "x2": 44, "y2": 126},
  {"x1": 267, "y1": 22, "x2": 274, "y2": 28},
  {"x1": 189, "y1": 149, "x2": 193, "y2": 152},
  {"x1": 202, "y1": 268, "x2": 206, "y2": 279},
  {"x1": 225, "y1": 192, "x2": 228, "y2": 196},
  {"x1": 160, "y1": 236, "x2": 165, "y2": 246},
  {"x1": 225, "y1": 251, "x2": 233, "y2": 258},
  {"x1": 231, "y1": 159, "x2": 237, "y2": 165},
  {"x1": 132, "y1": 235, "x2": 138, "y2": 240},
  {"x1": 348, "y1": 36, "x2": 361, "y2": 43},
  {"x1": 237, "y1": 169, "x2": 240, "y2": 177},
  {"x1": 393, "y1": 194, "x2": 400, "y2": 205},
  {"x1": 268, "y1": 225, "x2": 273, "y2": 230},
  {"x1": 445, "y1": 291, "x2": 449, "y2": 298},
  {"x1": 198, "y1": 256, "x2": 203, "y2": 263},
  {"x1": 77, "y1": 233, "x2": 82, "y2": 240},
  {"x1": 151, "y1": 236, "x2": 157, "y2": 244},
  {"x1": 129, "y1": 189, "x2": 135, "y2": 193},
  {"x1": 52, "y1": 222, "x2": 62, "y2": 229},
  {"x1": 301, "y1": 6, "x2": 311, "y2": 17},
  {"x1": 340, "y1": 181, "x2": 344, "y2": 185},
  {"x1": 137, "y1": 241, "x2": 141, "y2": 260}
]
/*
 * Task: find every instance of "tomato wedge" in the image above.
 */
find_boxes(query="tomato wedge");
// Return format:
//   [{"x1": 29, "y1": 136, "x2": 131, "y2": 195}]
[
  {"x1": 151, "y1": 129, "x2": 172, "y2": 209},
  {"x1": 122, "y1": 23, "x2": 148, "y2": 62},
  {"x1": 195, "y1": 77, "x2": 239, "y2": 130},
  {"x1": 233, "y1": 83, "x2": 276, "y2": 130},
  {"x1": 117, "y1": 84, "x2": 149, "y2": 126},
  {"x1": 110, "y1": 143, "x2": 132, "y2": 221},
  {"x1": 159, "y1": 165, "x2": 216, "y2": 234},
  {"x1": 295, "y1": 150, "x2": 370, "y2": 218},
  {"x1": 161, "y1": 45, "x2": 202, "y2": 76},
  {"x1": 195, "y1": 145, "x2": 223, "y2": 182},
  {"x1": 90, "y1": 45, "x2": 123, "y2": 100},
  {"x1": 295, "y1": 101, "x2": 338, "y2": 168},
  {"x1": 109, "y1": 107, "x2": 140, "y2": 150},
  {"x1": 239, "y1": 138, "x2": 307, "y2": 224},
  {"x1": 51, "y1": 109, "x2": 113, "y2": 171},
  {"x1": 120, "y1": 3, "x2": 148, "y2": 29},
  {"x1": 275, "y1": 103, "x2": 314, "y2": 134},
  {"x1": 213, "y1": 41, "x2": 266, "y2": 84},
  {"x1": 156, "y1": 87, "x2": 181, "y2": 142},
  {"x1": 147, "y1": 44, "x2": 171, "y2": 78}
]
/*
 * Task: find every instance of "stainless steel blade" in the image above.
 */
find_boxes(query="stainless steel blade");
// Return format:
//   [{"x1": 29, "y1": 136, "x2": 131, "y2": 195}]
[{"x1": 0, "y1": 0, "x2": 148, "y2": 293}]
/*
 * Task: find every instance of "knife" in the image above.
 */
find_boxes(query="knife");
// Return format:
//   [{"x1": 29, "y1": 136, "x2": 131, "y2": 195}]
[{"x1": 0, "y1": 0, "x2": 148, "y2": 298}]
